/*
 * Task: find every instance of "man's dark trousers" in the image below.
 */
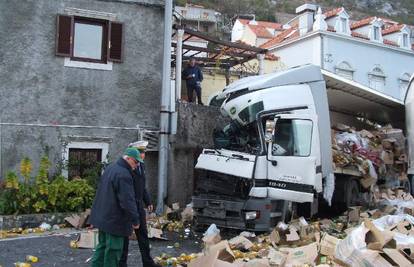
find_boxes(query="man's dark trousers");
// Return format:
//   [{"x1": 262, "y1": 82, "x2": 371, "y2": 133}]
[
  {"x1": 187, "y1": 84, "x2": 202, "y2": 104},
  {"x1": 119, "y1": 208, "x2": 153, "y2": 267}
]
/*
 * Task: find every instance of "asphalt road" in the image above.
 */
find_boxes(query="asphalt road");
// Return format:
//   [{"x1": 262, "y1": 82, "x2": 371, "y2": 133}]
[{"x1": 0, "y1": 229, "x2": 203, "y2": 267}]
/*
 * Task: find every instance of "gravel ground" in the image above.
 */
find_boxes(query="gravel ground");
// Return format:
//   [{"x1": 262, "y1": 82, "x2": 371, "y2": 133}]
[{"x1": 0, "y1": 229, "x2": 204, "y2": 267}]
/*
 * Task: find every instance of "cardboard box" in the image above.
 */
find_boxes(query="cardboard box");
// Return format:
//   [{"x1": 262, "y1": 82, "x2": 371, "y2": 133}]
[
  {"x1": 267, "y1": 247, "x2": 287, "y2": 266},
  {"x1": 382, "y1": 248, "x2": 414, "y2": 266},
  {"x1": 381, "y1": 150, "x2": 394, "y2": 165},
  {"x1": 279, "y1": 242, "x2": 318, "y2": 265},
  {"x1": 207, "y1": 240, "x2": 235, "y2": 263},
  {"x1": 77, "y1": 229, "x2": 99, "y2": 249},
  {"x1": 365, "y1": 219, "x2": 396, "y2": 251},
  {"x1": 228, "y1": 235, "x2": 253, "y2": 250},
  {"x1": 320, "y1": 233, "x2": 340, "y2": 257}
]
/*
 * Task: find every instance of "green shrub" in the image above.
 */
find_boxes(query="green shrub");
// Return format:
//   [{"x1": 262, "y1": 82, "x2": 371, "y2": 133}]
[{"x1": 0, "y1": 156, "x2": 96, "y2": 215}]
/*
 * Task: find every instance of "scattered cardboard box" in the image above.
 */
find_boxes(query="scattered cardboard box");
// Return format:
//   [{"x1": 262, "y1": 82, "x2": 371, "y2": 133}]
[
  {"x1": 320, "y1": 233, "x2": 339, "y2": 257},
  {"x1": 279, "y1": 242, "x2": 318, "y2": 266},
  {"x1": 229, "y1": 235, "x2": 254, "y2": 250},
  {"x1": 77, "y1": 229, "x2": 99, "y2": 249}
]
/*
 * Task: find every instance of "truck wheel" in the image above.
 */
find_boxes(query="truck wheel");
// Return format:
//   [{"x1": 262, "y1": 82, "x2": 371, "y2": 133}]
[
  {"x1": 401, "y1": 178, "x2": 411, "y2": 194},
  {"x1": 345, "y1": 179, "x2": 360, "y2": 207}
]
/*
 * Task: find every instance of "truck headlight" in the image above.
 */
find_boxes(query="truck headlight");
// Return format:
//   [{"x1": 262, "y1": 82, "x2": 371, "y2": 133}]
[{"x1": 245, "y1": 211, "x2": 259, "y2": 220}]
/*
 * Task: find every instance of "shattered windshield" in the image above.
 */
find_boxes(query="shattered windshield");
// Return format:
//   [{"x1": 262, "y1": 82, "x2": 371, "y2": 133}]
[{"x1": 213, "y1": 120, "x2": 261, "y2": 154}]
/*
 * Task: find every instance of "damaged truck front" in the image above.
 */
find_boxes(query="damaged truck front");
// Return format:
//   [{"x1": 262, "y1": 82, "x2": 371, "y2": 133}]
[{"x1": 193, "y1": 64, "x2": 414, "y2": 231}]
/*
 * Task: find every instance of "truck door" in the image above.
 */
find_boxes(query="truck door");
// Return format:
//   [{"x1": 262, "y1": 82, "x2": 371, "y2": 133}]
[{"x1": 266, "y1": 114, "x2": 317, "y2": 203}]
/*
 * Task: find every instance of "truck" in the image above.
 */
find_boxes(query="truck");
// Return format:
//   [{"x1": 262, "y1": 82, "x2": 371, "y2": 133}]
[{"x1": 192, "y1": 64, "x2": 414, "y2": 231}]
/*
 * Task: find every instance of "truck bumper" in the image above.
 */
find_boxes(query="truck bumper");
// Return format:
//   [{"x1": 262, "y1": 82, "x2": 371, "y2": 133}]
[{"x1": 192, "y1": 195, "x2": 287, "y2": 232}]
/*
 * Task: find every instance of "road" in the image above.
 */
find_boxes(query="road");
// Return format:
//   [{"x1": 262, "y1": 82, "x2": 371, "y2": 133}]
[{"x1": 0, "y1": 229, "x2": 203, "y2": 267}]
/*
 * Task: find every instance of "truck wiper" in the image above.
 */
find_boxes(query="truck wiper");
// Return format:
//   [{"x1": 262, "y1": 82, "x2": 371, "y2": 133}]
[{"x1": 231, "y1": 153, "x2": 249, "y2": 161}]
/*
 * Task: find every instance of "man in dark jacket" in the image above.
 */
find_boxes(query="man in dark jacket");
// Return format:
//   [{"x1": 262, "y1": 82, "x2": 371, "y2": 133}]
[
  {"x1": 119, "y1": 141, "x2": 161, "y2": 267},
  {"x1": 90, "y1": 147, "x2": 143, "y2": 267},
  {"x1": 182, "y1": 57, "x2": 203, "y2": 105}
]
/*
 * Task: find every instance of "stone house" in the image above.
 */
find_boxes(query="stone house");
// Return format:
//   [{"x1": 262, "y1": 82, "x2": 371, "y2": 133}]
[{"x1": 0, "y1": 0, "x2": 165, "y2": 197}]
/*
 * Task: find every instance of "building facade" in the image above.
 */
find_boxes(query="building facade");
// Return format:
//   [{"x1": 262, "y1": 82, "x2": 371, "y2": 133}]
[
  {"x1": 0, "y1": 0, "x2": 164, "y2": 188},
  {"x1": 262, "y1": 4, "x2": 414, "y2": 101},
  {"x1": 231, "y1": 18, "x2": 283, "y2": 47},
  {"x1": 174, "y1": 4, "x2": 220, "y2": 33}
]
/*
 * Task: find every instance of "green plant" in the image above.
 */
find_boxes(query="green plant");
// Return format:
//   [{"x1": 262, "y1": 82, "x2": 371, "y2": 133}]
[{"x1": 0, "y1": 155, "x2": 96, "y2": 215}]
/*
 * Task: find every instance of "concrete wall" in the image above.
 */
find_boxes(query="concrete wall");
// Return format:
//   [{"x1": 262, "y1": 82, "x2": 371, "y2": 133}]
[
  {"x1": 167, "y1": 102, "x2": 229, "y2": 206},
  {"x1": 0, "y1": 0, "x2": 164, "y2": 187}
]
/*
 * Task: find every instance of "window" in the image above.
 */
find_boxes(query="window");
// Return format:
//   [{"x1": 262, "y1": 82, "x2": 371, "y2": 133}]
[
  {"x1": 399, "y1": 73, "x2": 411, "y2": 99},
  {"x1": 403, "y1": 33, "x2": 409, "y2": 47},
  {"x1": 56, "y1": 14, "x2": 123, "y2": 63},
  {"x1": 335, "y1": 61, "x2": 354, "y2": 80},
  {"x1": 272, "y1": 119, "x2": 312, "y2": 157},
  {"x1": 68, "y1": 148, "x2": 102, "y2": 179},
  {"x1": 73, "y1": 18, "x2": 106, "y2": 62},
  {"x1": 341, "y1": 17, "x2": 347, "y2": 33},
  {"x1": 369, "y1": 67, "x2": 386, "y2": 91},
  {"x1": 373, "y1": 26, "x2": 380, "y2": 40},
  {"x1": 62, "y1": 140, "x2": 109, "y2": 179}
]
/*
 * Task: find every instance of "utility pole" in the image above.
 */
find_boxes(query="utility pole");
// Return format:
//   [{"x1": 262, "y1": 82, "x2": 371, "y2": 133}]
[{"x1": 156, "y1": 0, "x2": 173, "y2": 214}]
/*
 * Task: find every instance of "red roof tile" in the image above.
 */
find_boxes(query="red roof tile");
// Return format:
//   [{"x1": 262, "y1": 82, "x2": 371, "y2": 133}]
[
  {"x1": 238, "y1": 19, "x2": 283, "y2": 30},
  {"x1": 324, "y1": 7, "x2": 343, "y2": 19},
  {"x1": 382, "y1": 24, "x2": 405, "y2": 35},
  {"x1": 248, "y1": 25, "x2": 274, "y2": 38},
  {"x1": 383, "y1": 39, "x2": 399, "y2": 47},
  {"x1": 351, "y1": 31, "x2": 369, "y2": 40},
  {"x1": 350, "y1": 17, "x2": 375, "y2": 30},
  {"x1": 260, "y1": 27, "x2": 298, "y2": 49},
  {"x1": 265, "y1": 53, "x2": 279, "y2": 61}
]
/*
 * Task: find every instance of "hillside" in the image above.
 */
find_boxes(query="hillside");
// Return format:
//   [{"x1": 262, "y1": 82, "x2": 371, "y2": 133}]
[{"x1": 174, "y1": 0, "x2": 414, "y2": 25}]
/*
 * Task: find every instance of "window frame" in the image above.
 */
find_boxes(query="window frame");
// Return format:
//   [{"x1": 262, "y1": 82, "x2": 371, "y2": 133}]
[
  {"x1": 68, "y1": 148, "x2": 103, "y2": 180},
  {"x1": 373, "y1": 26, "x2": 380, "y2": 40},
  {"x1": 71, "y1": 16, "x2": 108, "y2": 64},
  {"x1": 402, "y1": 33, "x2": 409, "y2": 48}
]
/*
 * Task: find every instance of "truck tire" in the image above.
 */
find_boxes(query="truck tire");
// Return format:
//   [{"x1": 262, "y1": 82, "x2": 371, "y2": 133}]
[
  {"x1": 401, "y1": 178, "x2": 411, "y2": 194},
  {"x1": 345, "y1": 178, "x2": 360, "y2": 207}
]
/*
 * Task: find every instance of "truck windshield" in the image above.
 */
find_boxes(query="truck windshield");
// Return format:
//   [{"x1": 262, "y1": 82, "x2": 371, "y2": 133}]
[
  {"x1": 272, "y1": 119, "x2": 312, "y2": 156},
  {"x1": 213, "y1": 120, "x2": 261, "y2": 154}
]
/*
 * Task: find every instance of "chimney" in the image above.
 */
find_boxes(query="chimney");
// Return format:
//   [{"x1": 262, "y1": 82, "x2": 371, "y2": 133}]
[{"x1": 296, "y1": 3, "x2": 318, "y2": 36}]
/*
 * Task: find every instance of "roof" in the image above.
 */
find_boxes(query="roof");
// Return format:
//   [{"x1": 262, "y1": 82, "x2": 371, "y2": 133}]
[
  {"x1": 383, "y1": 39, "x2": 399, "y2": 47},
  {"x1": 382, "y1": 24, "x2": 405, "y2": 35},
  {"x1": 351, "y1": 31, "x2": 369, "y2": 40},
  {"x1": 238, "y1": 18, "x2": 283, "y2": 30},
  {"x1": 248, "y1": 24, "x2": 274, "y2": 38},
  {"x1": 350, "y1": 17, "x2": 376, "y2": 30},
  {"x1": 324, "y1": 7, "x2": 344, "y2": 19},
  {"x1": 260, "y1": 27, "x2": 298, "y2": 48}
]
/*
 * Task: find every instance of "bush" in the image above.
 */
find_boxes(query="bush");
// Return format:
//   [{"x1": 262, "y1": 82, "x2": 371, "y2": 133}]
[{"x1": 0, "y1": 156, "x2": 96, "y2": 215}]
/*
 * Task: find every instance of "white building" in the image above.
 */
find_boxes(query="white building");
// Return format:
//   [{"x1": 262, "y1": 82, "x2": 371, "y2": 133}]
[
  {"x1": 262, "y1": 4, "x2": 414, "y2": 101},
  {"x1": 175, "y1": 4, "x2": 220, "y2": 33},
  {"x1": 232, "y1": 18, "x2": 283, "y2": 47}
]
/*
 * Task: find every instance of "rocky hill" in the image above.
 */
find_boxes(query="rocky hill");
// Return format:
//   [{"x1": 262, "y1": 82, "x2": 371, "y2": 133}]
[{"x1": 175, "y1": 0, "x2": 414, "y2": 25}]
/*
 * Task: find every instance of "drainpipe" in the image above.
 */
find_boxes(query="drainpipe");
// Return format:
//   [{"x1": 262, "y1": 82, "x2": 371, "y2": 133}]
[
  {"x1": 175, "y1": 27, "x2": 184, "y2": 100},
  {"x1": 258, "y1": 53, "x2": 265, "y2": 75},
  {"x1": 156, "y1": 0, "x2": 173, "y2": 214}
]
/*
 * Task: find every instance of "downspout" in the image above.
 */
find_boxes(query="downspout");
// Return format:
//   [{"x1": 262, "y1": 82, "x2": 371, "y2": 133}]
[
  {"x1": 156, "y1": 0, "x2": 173, "y2": 214},
  {"x1": 175, "y1": 27, "x2": 184, "y2": 100},
  {"x1": 320, "y1": 33, "x2": 324, "y2": 69}
]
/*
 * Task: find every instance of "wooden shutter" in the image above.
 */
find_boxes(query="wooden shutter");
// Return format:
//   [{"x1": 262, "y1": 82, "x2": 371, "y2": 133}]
[
  {"x1": 108, "y1": 21, "x2": 124, "y2": 62},
  {"x1": 56, "y1": 14, "x2": 73, "y2": 57}
]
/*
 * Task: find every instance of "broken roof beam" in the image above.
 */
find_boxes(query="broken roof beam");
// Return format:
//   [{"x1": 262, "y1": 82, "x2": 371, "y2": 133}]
[
  {"x1": 173, "y1": 24, "x2": 267, "y2": 54},
  {"x1": 171, "y1": 43, "x2": 253, "y2": 59}
]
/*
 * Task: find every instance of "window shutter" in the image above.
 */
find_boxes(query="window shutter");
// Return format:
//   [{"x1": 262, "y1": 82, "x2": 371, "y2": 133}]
[
  {"x1": 108, "y1": 21, "x2": 124, "y2": 62},
  {"x1": 56, "y1": 14, "x2": 73, "y2": 57}
]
